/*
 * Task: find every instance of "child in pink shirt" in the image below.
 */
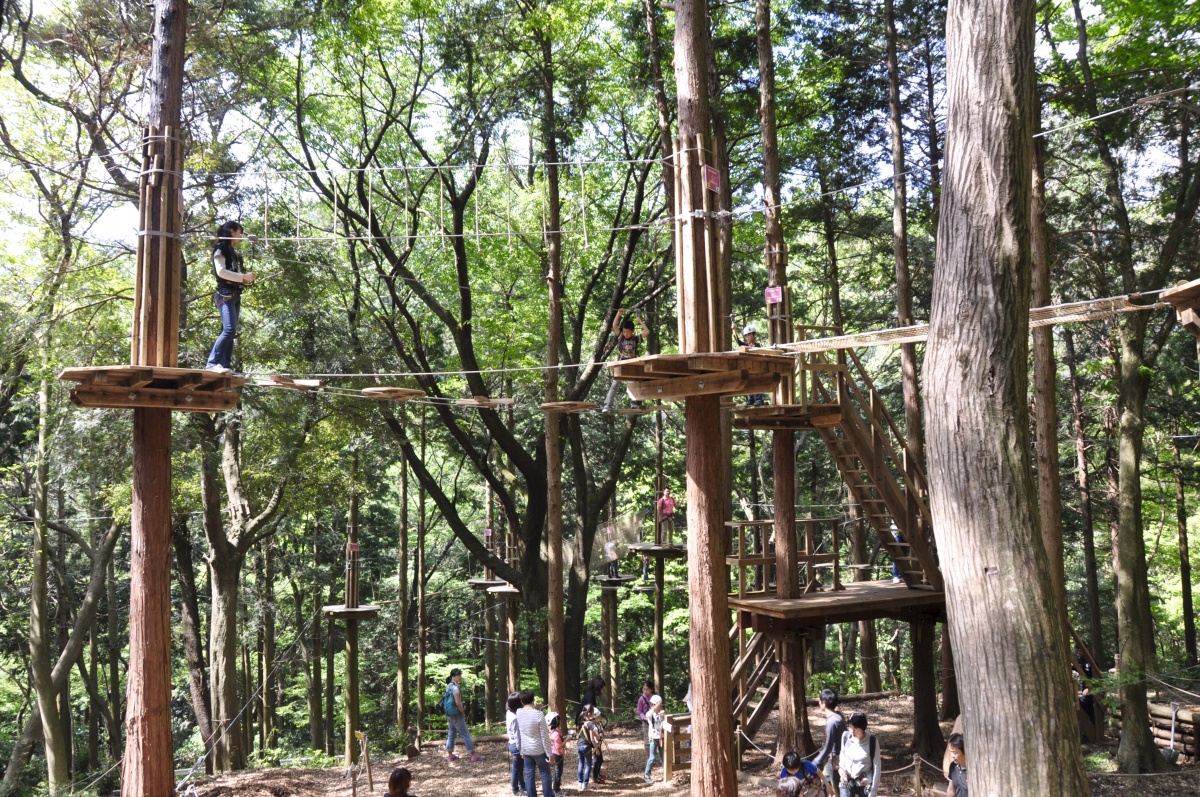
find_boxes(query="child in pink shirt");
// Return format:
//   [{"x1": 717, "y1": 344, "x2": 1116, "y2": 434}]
[{"x1": 547, "y1": 712, "x2": 565, "y2": 792}]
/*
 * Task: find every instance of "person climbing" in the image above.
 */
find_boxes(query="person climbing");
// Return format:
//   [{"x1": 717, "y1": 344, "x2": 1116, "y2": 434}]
[
  {"x1": 205, "y1": 220, "x2": 255, "y2": 373},
  {"x1": 779, "y1": 750, "x2": 833, "y2": 796},
  {"x1": 732, "y1": 320, "x2": 768, "y2": 406},
  {"x1": 601, "y1": 309, "x2": 649, "y2": 412},
  {"x1": 945, "y1": 732, "x2": 968, "y2": 797},
  {"x1": 442, "y1": 669, "x2": 482, "y2": 763},
  {"x1": 837, "y1": 712, "x2": 881, "y2": 797},
  {"x1": 657, "y1": 487, "x2": 678, "y2": 544},
  {"x1": 889, "y1": 521, "x2": 907, "y2": 584},
  {"x1": 385, "y1": 767, "x2": 417, "y2": 797},
  {"x1": 813, "y1": 689, "x2": 846, "y2": 793},
  {"x1": 644, "y1": 694, "x2": 666, "y2": 784}
]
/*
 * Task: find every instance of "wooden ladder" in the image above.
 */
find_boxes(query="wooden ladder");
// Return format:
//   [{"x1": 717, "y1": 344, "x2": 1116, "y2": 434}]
[{"x1": 730, "y1": 631, "x2": 782, "y2": 750}]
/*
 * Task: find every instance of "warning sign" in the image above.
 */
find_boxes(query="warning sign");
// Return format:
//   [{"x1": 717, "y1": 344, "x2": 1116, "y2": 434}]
[
  {"x1": 765, "y1": 286, "x2": 783, "y2": 304},
  {"x1": 704, "y1": 166, "x2": 720, "y2": 193}
]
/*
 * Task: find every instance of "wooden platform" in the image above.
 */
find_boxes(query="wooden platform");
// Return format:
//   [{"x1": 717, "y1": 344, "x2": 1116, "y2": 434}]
[
  {"x1": 729, "y1": 579, "x2": 944, "y2": 631},
  {"x1": 467, "y1": 577, "x2": 507, "y2": 590},
  {"x1": 322, "y1": 604, "x2": 381, "y2": 621},
  {"x1": 732, "y1": 404, "x2": 842, "y2": 431},
  {"x1": 488, "y1": 583, "x2": 521, "y2": 596},
  {"x1": 1162, "y1": 278, "x2": 1200, "y2": 340},
  {"x1": 59, "y1": 365, "x2": 245, "y2": 413},
  {"x1": 257, "y1": 375, "x2": 324, "y2": 391},
  {"x1": 363, "y1": 386, "x2": 425, "y2": 401},
  {"x1": 614, "y1": 405, "x2": 657, "y2": 415},
  {"x1": 457, "y1": 396, "x2": 516, "y2": 409},
  {"x1": 592, "y1": 574, "x2": 638, "y2": 587},
  {"x1": 540, "y1": 401, "x2": 596, "y2": 413},
  {"x1": 608, "y1": 351, "x2": 793, "y2": 401},
  {"x1": 629, "y1": 542, "x2": 688, "y2": 558}
]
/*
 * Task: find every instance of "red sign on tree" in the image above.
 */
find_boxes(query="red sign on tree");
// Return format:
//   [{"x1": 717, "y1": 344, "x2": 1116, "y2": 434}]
[{"x1": 704, "y1": 166, "x2": 720, "y2": 192}]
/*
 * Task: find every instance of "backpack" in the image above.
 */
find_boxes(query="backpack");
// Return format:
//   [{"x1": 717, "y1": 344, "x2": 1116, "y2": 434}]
[
  {"x1": 839, "y1": 731, "x2": 877, "y2": 778},
  {"x1": 442, "y1": 684, "x2": 460, "y2": 716}
]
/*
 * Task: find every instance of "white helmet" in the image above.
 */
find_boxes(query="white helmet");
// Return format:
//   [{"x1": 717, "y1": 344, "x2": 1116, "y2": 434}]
[{"x1": 742, "y1": 324, "x2": 757, "y2": 336}]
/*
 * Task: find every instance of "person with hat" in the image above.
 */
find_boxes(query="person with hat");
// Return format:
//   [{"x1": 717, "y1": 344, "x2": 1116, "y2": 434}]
[
  {"x1": 732, "y1": 320, "x2": 768, "y2": 406},
  {"x1": 644, "y1": 694, "x2": 666, "y2": 784},
  {"x1": 546, "y1": 711, "x2": 565, "y2": 793}
]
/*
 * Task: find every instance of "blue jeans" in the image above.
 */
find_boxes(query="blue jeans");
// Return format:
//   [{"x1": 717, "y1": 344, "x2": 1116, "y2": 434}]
[
  {"x1": 522, "y1": 751, "x2": 555, "y2": 797},
  {"x1": 446, "y1": 712, "x2": 474, "y2": 754},
  {"x1": 205, "y1": 292, "x2": 240, "y2": 369},
  {"x1": 645, "y1": 740, "x2": 660, "y2": 780},
  {"x1": 576, "y1": 745, "x2": 592, "y2": 784},
  {"x1": 551, "y1": 754, "x2": 563, "y2": 790},
  {"x1": 509, "y1": 743, "x2": 525, "y2": 793},
  {"x1": 892, "y1": 531, "x2": 907, "y2": 579}
]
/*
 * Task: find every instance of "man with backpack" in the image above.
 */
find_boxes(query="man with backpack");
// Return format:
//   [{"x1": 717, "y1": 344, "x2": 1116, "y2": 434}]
[{"x1": 442, "y1": 669, "x2": 483, "y2": 763}]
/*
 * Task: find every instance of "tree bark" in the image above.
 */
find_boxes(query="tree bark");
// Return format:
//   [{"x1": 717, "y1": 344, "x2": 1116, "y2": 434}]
[
  {"x1": 398, "y1": 458, "x2": 412, "y2": 731},
  {"x1": 938, "y1": 628, "x2": 960, "y2": 720},
  {"x1": 417, "y1": 417, "x2": 428, "y2": 736},
  {"x1": 539, "y1": 26, "x2": 567, "y2": 723},
  {"x1": 923, "y1": 0, "x2": 1092, "y2": 788},
  {"x1": 1064, "y1": 328, "x2": 1105, "y2": 665},
  {"x1": 30, "y1": 377, "x2": 70, "y2": 791},
  {"x1": 209, "y1": 553, "x2": 246, "y2": 770},
  {"x1": 909, "y1": 618, "x2": 944, "y2": 760},
  {"x1": 172, "y1": 520, "x2": 214, "y2": 772},
  {"x1": 310, "y1": 532, "x2": 324, "y2": 750},
  {"x1": 885, "y1": 0, "x2": 924, "y2": 466},
  {"x1": 1031, "y1": 104, "x2": 1069, "y2": 640},
  {"x1": 260, "y1": 543, "x2": 277, "y2": 749},
  {"x1": 1172, "y1": 430, "x2": 1197, "y2": 668}
]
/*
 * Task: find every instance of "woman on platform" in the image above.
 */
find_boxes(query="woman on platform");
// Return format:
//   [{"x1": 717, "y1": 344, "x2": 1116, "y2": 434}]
[{"x1": 205, "y1": 220, "x2": 255, "y2": 373}]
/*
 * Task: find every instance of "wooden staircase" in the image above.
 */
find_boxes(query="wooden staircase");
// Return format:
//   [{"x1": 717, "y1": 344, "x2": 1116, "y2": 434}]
[
  {"x1": 804, "y1": 347, "x2": 941, "y2": 590},
  {"x1": 730, "y1": 629, "x2": 782, "y2": 747}
]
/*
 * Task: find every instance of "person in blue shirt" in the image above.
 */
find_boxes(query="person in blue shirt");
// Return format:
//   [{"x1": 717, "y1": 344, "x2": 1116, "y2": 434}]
[{"x1": 780, "y1": 750, "x2": 834, "y2": 796}]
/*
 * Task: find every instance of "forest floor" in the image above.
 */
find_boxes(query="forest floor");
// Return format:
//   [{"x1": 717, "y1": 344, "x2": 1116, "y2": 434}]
[{"x1": 186, "y1": 696, "x2": 1199, "y2": 796}]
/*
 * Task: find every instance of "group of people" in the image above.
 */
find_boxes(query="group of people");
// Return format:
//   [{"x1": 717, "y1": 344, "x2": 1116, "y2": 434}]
[{"x1": 775, "y1": 690, "x2": 882, "y2": 797}]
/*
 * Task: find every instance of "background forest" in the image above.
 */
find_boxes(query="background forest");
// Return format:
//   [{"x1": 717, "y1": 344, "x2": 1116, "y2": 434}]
[{"x1": 0, "y1": 0, "x2": 1198, "y2": 792}]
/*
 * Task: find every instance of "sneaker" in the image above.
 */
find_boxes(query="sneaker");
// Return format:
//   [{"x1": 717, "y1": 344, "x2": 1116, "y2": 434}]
[
  {"x1": 470, "y1": 754, "x2": 484, "y2": 762},
  {"x1": 447, "y1": 754, "x2": 459, "y2": 763},
  {"x1": 892, "y1": 576, "x2": 902, "y2": 584},
  {"x1": 645, "y1": 775, "x2": 654, "y2": 785},
  {"x1": 205, "y1": 364, "x2": 230, "y2": 373}
]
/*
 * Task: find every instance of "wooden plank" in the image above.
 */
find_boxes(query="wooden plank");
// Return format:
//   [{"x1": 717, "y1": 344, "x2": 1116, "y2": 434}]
[
  {"x1": 628, "y1": 369, "x2": 747, "y2": 401},
  {"x1": 1179, "y1": 307, "x2": 1200, "y2": 341},
  {"x1": 1162, "y1": 277, "x2": 1200, "y2": 305},
  {"x1": 643, "y1": 359, "x2": 701, "y2": 376},
  {"x1": 70, "y1": 385, "x2": 240, "y2": 413},
  {"x1": 362, "y1": 386, "x2": 425, "y2": 401}
]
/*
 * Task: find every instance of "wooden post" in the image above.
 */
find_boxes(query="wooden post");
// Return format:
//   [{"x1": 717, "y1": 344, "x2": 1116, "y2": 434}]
[
  {"x1": 774, "y1": 430, "x2": 805, "y2": 756},
  {"x1": 122, "y1": 0, "x2": 186, "y2": 793}
]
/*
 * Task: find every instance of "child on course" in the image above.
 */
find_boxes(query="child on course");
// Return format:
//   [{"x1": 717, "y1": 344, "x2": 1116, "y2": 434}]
[
  {"x1": 779, "y1": 750, "x2": 834, "y2": 797},
  {"x1": 601, "y1": 309, "x2": 650, "y2": 412},
  {"x1": 547, "y1": 712, "x2": 565, "y2": 793},
  {"x1": 731, "y1": 321, "x2": 768, "y2": 405},
  {"x1": 506, "y1": 692, "x2": 526, "y2": 795},
  {"x1": 838, "y1": 712, "x2": 881, "y2": 797},
  {"x1": 589, "y1": 706, "x2": 607, "y2": 785},
  {"x1": 644, "y1": 694, "x2": 666, "y2": 784},
  {"x1": 945, "y1": 732, "x2": 968, "y2": 797},
  {"x1": 442, "y1": 669, "x2": 482, "y2": 763},
  {"x1": 385, "y1": 767, "x2": 416, "y2": 797}
]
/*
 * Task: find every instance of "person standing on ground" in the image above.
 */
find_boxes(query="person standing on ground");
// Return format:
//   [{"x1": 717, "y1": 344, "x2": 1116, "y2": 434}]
[
  {"x1": 636, "y1": 680, "x2": 655, "y2": 756},
  {"x1": 547, "y1": 712, "x2": 565, "y2": 793},
  {"x1": 385, "y1": 767, "x2": 417, "y2": 797},
  {"x1": 657, "y1": 487, "x2": 677, "y2": 544},
  {"x1": 581, "y1": 677, "x2": 605, "y2": 719},
  {"x1": 601, "y1": 310, "x2": 649, "y2": 412},
  {"x1": 205, "y1": 220, "x2": 255, "y2": 373},
  {"x1": 515, "y1": 690, "x2": 556, "y2": 797},
  {"x1": 575, "y1": 703, "x2": 600, "y2": 789},
  {"x1": 945, "y1": 733, "x2": 968, "y2": 797},
  {"x1": 442, "y1": 669, "x2": 482, "y2": 763},
  {"x1": 837, "y1": 712, "x2": 880, "y2": 797},
  {"x1": 589, "y1": 706, "x2": 607, "y2": 785},
  {"x1": 644, "y1": 694, "x2": 666, "y2": 784},
  {"x1": 506, "y1": 692, "x2": 527, "y2": 795},
  {"x1": 812, "y1": 689, "x2": 846, "y2": 793}
]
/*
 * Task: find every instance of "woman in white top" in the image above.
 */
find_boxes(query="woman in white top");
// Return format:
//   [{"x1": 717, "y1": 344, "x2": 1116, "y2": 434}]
[
  {"x1": 204, "y1": 221, "x2": 255, "y2": 373},
  {"x1": 837, "y1": 712, "x2": 881, "y2": 797},
  {"x1": 505, "y1": 693, "x2": 526, "y2": 795}
]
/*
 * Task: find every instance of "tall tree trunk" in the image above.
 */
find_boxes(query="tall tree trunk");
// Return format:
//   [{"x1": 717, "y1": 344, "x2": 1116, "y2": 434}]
[
  {"x1": 938, "y1": 628, "x2": 960, "y2": 720},
  {"x1": 885, "y1": 0, "x2": 924, "y2": 465},
  {"x1": 324, "y1": 585, "x2": 336, "y2": 754},
  {"x1": 539, "y1": 27, "x2": 567, "y2": 723},
  {"x1": 1065, "y1": 329, "x2": 1105, "y2": 665},
  {"x1": 1172, "y1": 429, "x2": 1197, "y2": 668},
  {"x1": 172, "y1": 521, "x2": 214, "y2": 772},
  {"x1": 260, "y1": 543, "x2": 277, "y2": 749},
  {"x1": 923, "y1": 0, "x2": 1092, "y2": 788},
  {"x1": 417, "y1": 415, "x2": 428, "y2": 737},
  {"x1": 398, "y1": 458, "x2": 412, "y2": 731},
  {"x1": 817, "y1": 165, "x2": 843, "y2": 331},
  {"x1": 909, "y1": 618, "x2": 944, "y2": 760},
  {"x1": 1031, "y1": 103, "x2": 1069, "y2": 640},
  {"x1": 30, "y1": 377, "x2": 70, "y2": 791},
  {"x1": 209, "y1": 555, "x2": 247, "y2": 770},
  {"x1": 310, "y1": 533, "x2": 324, "y2": 750}
]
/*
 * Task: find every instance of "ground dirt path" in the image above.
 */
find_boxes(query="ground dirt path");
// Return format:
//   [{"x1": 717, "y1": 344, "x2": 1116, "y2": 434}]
[{"x1": 186, "y1": 697, "x2": 1198, "y2": 796}]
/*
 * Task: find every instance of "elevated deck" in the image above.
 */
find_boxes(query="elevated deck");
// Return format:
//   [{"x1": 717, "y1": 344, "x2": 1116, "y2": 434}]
[
  {"x1": 322, "y1": 604, "x2": 381, "y2": 621},
  {"x1": 1162, "y1": 278, "x2": 1200, "y2": 340},
  {"x1": 729, "y1": 579, "x2": 943, "y2": 631},
  {"x1": 59, "y1": 365, "x2": 246, "y2": 413},
  {"x1": 629, "y1": 541, "x2": 688, "y2": 558},
  {"x1": 731, "y1": 403, "x2": 842, "y2": 431},
  {"x1": 608, "y1": 351, "x2": 793, "y2": 401}
]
